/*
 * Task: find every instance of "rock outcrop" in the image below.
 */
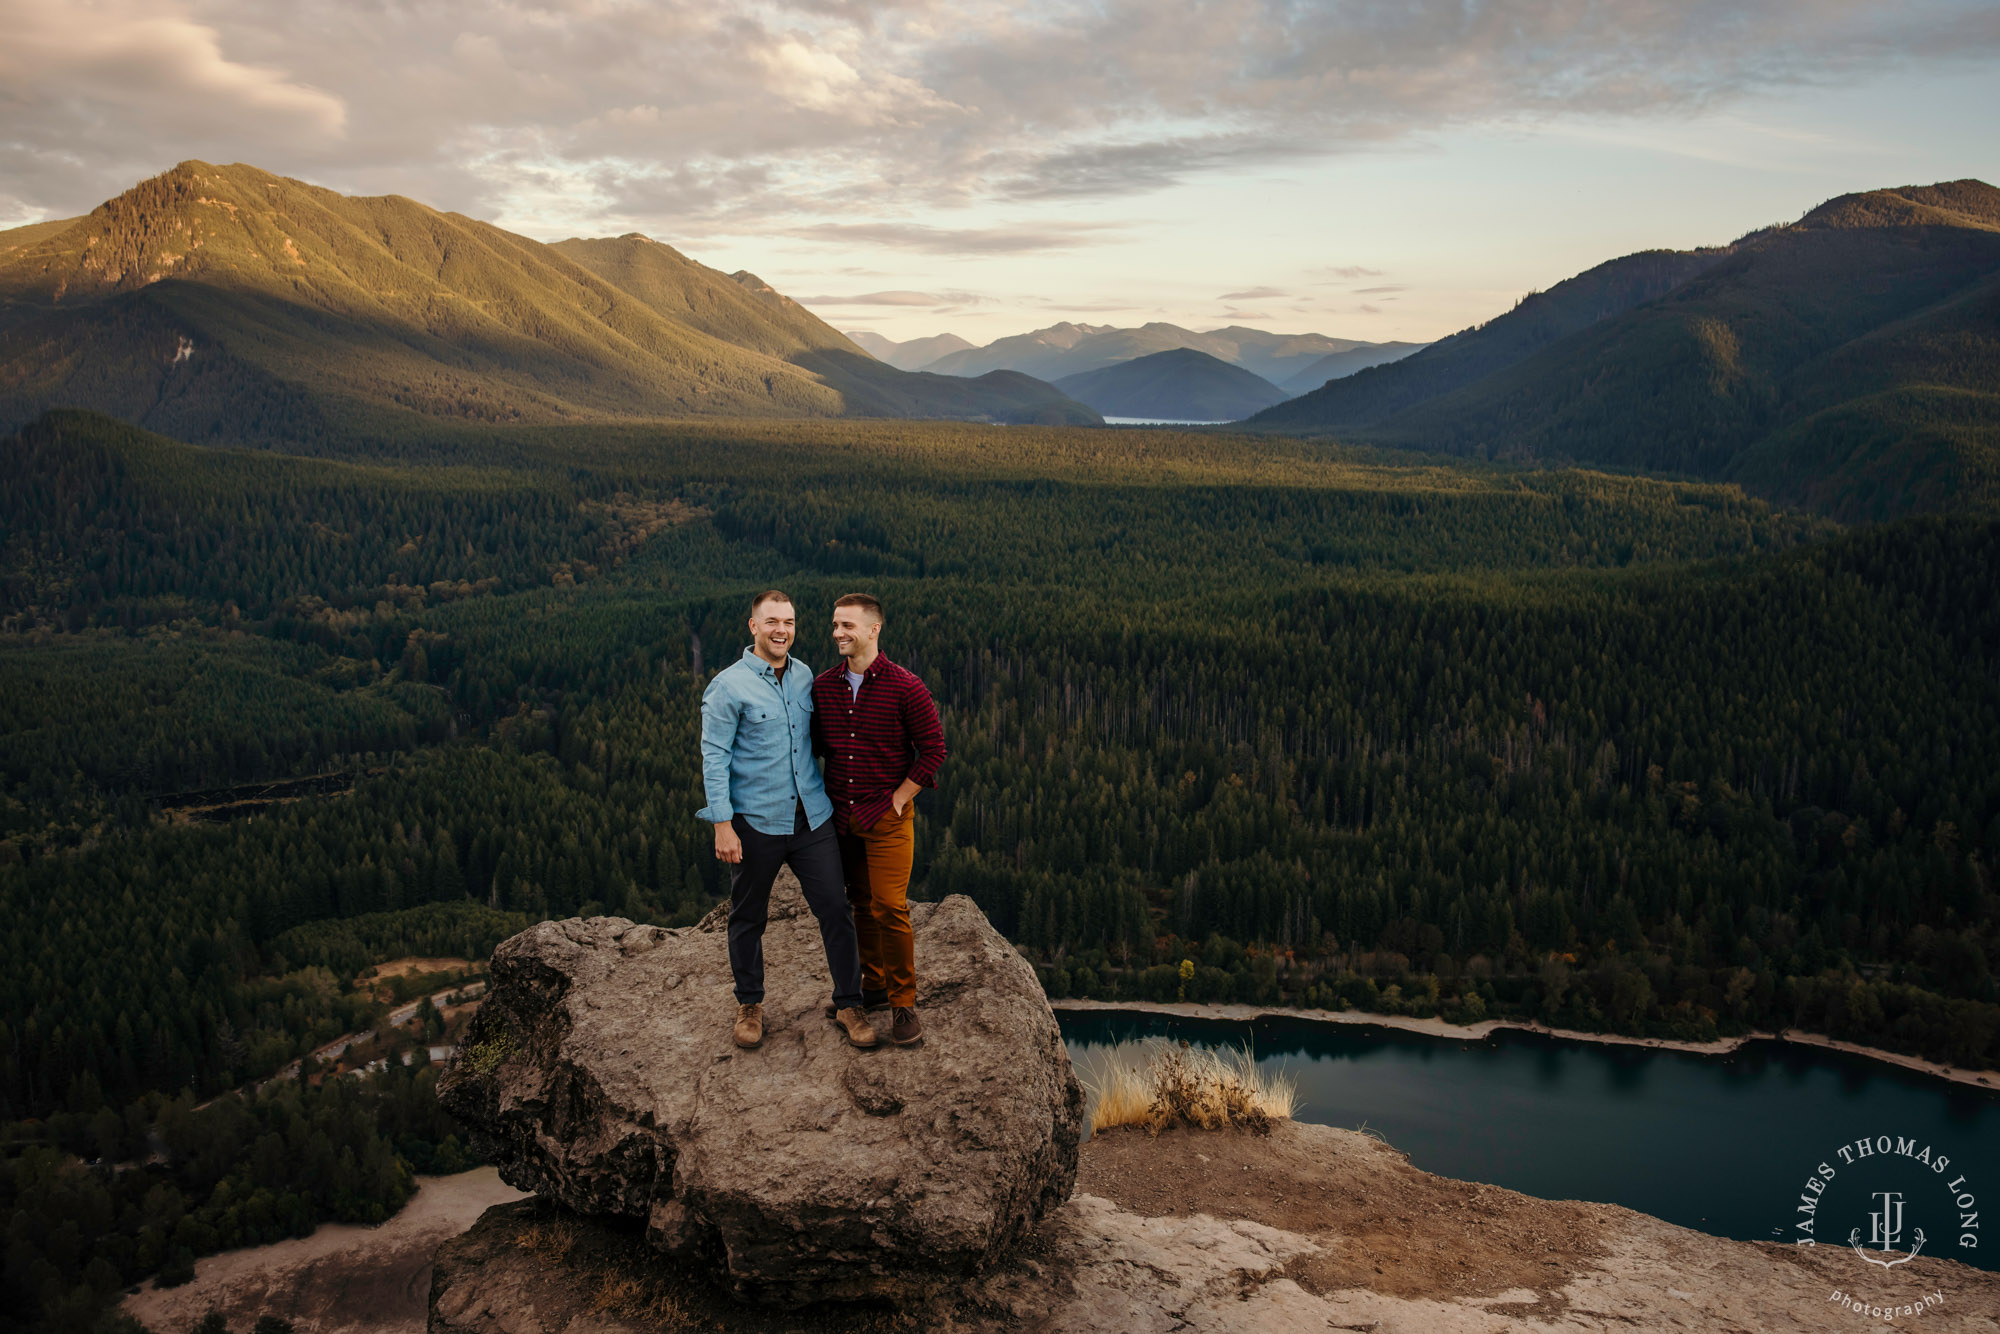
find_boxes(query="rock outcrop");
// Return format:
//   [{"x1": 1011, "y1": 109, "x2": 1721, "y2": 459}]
[
  {"x1": 429, "y1": 1121, "x2": 2000, "y2": 1334},
  {"x1": 438, "y1": 872, "x2": 1083, "y2": 1307}
]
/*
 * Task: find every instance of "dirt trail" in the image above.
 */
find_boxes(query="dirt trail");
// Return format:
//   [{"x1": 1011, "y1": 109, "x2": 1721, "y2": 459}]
[{"x1": 123, "y1": 1168, "x2": 527, "y2": 1334}]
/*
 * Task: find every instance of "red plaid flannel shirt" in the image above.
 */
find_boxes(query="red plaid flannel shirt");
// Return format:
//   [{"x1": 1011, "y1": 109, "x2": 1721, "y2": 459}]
[{"x1": 811, "y1": 653, "x2": 947, "y2": 835}]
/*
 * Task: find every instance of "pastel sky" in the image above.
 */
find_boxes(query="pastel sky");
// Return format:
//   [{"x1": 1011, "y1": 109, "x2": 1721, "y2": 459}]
[{"x1": 3, "y1": 0, "x2": 1997, "y2": 347}]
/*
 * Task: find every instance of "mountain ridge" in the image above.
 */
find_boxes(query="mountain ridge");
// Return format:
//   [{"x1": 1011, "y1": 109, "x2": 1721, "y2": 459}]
[
  {"x1": 1248, "y1": 178, "x2": 2000, "y2": 518},
  {"x1": 1250, "y1": 248, "x2": 1736, "y2": 430},
  {"x1": 844, "y1": 329, "x2": 976, "y2": 370},
  {"x1": 1054, "y1": 347, "x2": 1288, "y2": 421},
  {"x1": 0, "y1": 161, "x2": 1098, "y2": 442},
  {"x1": 919, "y1": 319, "x2": 1406, "y2": 385},
  {"x1": 1278, "y1": 341, "x2": 1430, "y2": 395}
]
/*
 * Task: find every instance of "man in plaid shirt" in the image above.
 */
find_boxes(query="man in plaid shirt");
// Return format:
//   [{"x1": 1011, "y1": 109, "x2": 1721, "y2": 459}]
[{"x1": 814, "y1": 593, "x2": 947, "y2": 1047}]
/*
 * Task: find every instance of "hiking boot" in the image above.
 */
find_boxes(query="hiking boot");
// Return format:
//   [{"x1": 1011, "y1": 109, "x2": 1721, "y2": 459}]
[
  {"x1": 732, "y1": 1002, "x2": 763, "y2": 1049},
  {"x1": 823, "y1": 990, "x2": 891, "y2": 1020},
  {"x1": 890, "y1": 1006, "x2": 924, "y2": 1047},
  {"x1": 830, "y1": 1006, "x2": 880, "y2": 1049}
]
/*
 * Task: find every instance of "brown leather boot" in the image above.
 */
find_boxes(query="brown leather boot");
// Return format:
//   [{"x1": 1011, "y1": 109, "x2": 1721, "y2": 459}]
[
  {"x1": 889, "y1": 1006, "x2": 924, "y2": 1047},
  {"x1": 732, "y1": 1002, "x2": 763, "y2": 1049},
  {"x1": 830, "y1": 1006, "x2": 880, "y2": 1049},
  {"x1": 825, "y1": 990, "x2": 892, "y2": 1017}
]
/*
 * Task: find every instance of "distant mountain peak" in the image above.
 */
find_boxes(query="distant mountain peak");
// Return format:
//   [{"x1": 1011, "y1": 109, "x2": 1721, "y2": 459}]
[
  {"x1": 0, "y1": 162, "x2": 1101, "y2": 435},
  {"x1": 919, "y1": 319, "x2": 1392, "y2": 384},
  {"x1": 1055, "y1": 347, "x2": 1288, "y2": 422},
  {"x1": 842, "y1": 330, "x2": 975, "y2": 371},
  {"x1": 1251, "y1": 176, "x2": 2000, "y2": 520}
]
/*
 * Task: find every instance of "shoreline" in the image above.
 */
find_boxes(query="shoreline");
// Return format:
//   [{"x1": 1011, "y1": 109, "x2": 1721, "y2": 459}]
[{"x1": 1050, "y1": 998, "x2": 1999, "y2": 1092}]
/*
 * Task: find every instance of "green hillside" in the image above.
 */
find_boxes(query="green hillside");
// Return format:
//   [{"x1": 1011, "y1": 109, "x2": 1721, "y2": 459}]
[
  {"x1": 0, "y1": 216, "x2": 86, "y2": 258},
  {"x1": 1055, "y1": 346, "x2": 1289, "y2": 420},
  {"x1": 1251, "y1": 247, "x2": 1733, "y2": 429},
  {"x1": 0, "y1": 162, "x2": 1095, "y2": 443},
  {"x1": 547, "y1": 234, "x2": 856, "y2": 359},
  {"x1": 1258, "y1": 180, "x2": 2000, "y2": 519}
]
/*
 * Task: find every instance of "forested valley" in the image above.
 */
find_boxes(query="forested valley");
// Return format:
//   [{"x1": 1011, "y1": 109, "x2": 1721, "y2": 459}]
[{"x1": 2, "y1": 407, "x2": 1996, "y2": 1333}]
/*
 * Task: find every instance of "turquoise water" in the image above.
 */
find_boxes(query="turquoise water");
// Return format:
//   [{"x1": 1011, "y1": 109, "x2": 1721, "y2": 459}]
[{"x1": 1060, "y1": 1011, "x2": 2000, "y2": 1270}]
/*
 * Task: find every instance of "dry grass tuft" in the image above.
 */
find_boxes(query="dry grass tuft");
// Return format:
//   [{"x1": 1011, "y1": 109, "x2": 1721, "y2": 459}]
[
  {"x1": 586, "y1": 1273, "x2": 693, "y2": 1323},
  {"x1": 513, "y1": 1216, "x2": 581, "y2": 1262},
  {"x1": 1077, "y1": 1038, "x2": 1297, "y2": 1136}
]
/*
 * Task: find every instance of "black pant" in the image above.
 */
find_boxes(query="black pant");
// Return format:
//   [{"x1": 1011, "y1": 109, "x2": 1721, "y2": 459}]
[{"x1": 727, "y1": 804, "x2": 864, "y2": 1010}]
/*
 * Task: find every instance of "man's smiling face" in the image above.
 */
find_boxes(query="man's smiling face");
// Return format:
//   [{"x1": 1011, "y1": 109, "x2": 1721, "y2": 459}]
[
  {"x1": 750, "y1": 599, "x2": 796, "y2": 664},
  {"x1": 832, "y1": 604, "x2": 881, "y2": 661}
]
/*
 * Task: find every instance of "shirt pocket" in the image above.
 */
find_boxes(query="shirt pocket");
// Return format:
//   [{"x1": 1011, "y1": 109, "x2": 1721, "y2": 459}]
[{"x1": 741, "y1": 704, "x2": 783, "y2": 737}]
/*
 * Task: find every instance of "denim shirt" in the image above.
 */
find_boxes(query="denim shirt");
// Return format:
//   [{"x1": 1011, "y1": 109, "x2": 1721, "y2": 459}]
[{"x1": 697, "y1": 647, "x2": 832, "y2": 835}]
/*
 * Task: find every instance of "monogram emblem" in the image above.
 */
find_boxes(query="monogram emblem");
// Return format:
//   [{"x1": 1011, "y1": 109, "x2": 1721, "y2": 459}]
[{"x1": 1849, "y1": 1189, "x2": 1926, "y2": 1268}]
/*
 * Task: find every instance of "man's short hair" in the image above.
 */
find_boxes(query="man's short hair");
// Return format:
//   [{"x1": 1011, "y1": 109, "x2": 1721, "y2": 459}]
[
  {"x1": 749, "y1": 589, "x2": 794, "y2": 616},
  {"x1": 833, "y1": 592, "x2": 885, "y2": 623}
]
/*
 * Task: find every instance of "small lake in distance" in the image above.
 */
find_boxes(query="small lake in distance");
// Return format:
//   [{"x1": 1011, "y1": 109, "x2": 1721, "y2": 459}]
[
  {"x1": 1059, "y1": 1011, "x2": 2000, "y2": 1271},
  {"x1": 1100, "y1": 416, "x2": 1226, "y2": 425}
]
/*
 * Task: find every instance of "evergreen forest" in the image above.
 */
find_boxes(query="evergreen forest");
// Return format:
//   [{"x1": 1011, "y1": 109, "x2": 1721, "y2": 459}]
[{"x1": 2, "y1": 406, "x2": 1996, "y2": 1332}]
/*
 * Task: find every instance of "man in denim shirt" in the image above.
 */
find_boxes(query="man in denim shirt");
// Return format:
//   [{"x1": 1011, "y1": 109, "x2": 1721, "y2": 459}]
[{"x1": 699, "y1": 590, "x2": 877, "y2": 1051}]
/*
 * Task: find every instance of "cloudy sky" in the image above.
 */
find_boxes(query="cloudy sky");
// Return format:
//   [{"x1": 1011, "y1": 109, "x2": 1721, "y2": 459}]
[{"x1": 3, "y1": 0, "x2": 1998, "y2": 346}]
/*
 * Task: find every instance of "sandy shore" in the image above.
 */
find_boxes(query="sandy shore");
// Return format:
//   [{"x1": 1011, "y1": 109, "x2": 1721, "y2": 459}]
[
  {"x1": 1052, "y1": 998, "x2": 2000, "y2": 1092},
  {"x1": 124, "y1": 1167, "x2": 529, "y2": 1334}
]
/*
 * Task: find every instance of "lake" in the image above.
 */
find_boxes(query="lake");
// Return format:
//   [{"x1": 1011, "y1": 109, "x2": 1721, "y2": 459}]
[
  {"x1": 1060, "y1": 1010, "x2": 2000, "y2": 1271},
  {"x1": 1100, "y1": 415, "x2": 1225, "y2": 425}
]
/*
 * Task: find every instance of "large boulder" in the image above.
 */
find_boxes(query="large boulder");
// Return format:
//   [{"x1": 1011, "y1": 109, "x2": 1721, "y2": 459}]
[{"x1": 438, "y1": 872, "x2": 1083, "y2": 1306}]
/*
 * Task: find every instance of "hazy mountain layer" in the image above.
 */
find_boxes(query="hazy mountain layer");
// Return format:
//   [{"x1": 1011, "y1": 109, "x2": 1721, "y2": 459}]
[
  {"x1": 844, "y1": 330, "x2": 976, "y2": 370},
  {"x1": 1278, "y1": 341, "x2": 1429, "y2": 395},
  {"x1": 919, "y1": 321, "x2": 1382, "y2": 384},
  {"x1": 1054, "y1": 348, "x2": 1289, "y2": 421},
  {"x1": 0, "y1": 162, "x2": 1096, "y2": 443}
]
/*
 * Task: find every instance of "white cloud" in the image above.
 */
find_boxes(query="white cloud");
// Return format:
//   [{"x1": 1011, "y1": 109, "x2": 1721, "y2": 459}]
[
  {"x1": 785, "y1": 219, "x2": 1120, "y2": 253},
  {"x1": 0, "y1": 0, "x2": 1995, "y2": 240},
  {"x1": 0, "y1": 0, "x2": 345, "y2": 135},
  {"x1": 794, "y1": 289, "x2": 986, "y2": 306}
]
